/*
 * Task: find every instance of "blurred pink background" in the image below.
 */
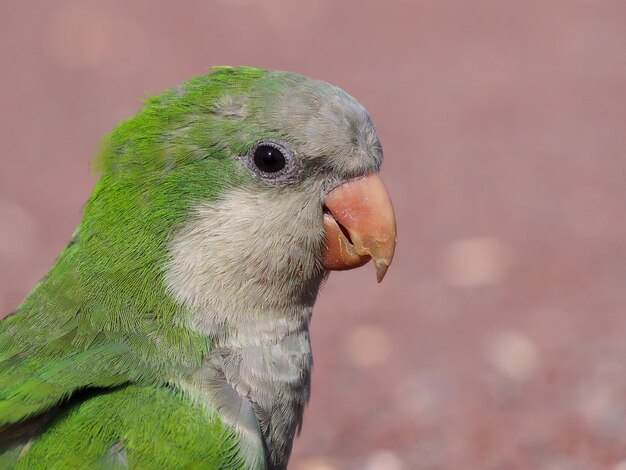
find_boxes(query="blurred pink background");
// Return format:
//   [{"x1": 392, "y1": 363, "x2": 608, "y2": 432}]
[{"x1": 2, "y1": 1, "x2": 626, "y2": 468}]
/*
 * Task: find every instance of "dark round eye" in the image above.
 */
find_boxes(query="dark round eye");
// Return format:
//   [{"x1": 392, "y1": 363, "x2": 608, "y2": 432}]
[
  {"x1": 243, "y1": 140, "x2": 300, "y2": 183},
  {"x1": 253, "y1": 145, "x2": 286, "y2": 173}
]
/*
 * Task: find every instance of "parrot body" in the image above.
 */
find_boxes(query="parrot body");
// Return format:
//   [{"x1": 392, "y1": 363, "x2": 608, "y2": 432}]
[{"x1": 0, "y1": 67, "x2": 396, "y2": 469}]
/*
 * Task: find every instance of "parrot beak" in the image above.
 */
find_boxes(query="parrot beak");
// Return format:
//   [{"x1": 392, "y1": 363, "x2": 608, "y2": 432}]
[{"x1": 322, "y1": 173, "x2": 397, "y2": 282}]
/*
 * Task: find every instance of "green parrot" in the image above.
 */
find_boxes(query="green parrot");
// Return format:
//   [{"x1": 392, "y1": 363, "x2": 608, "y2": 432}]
[{"x1": 0, "y1": 66, "x2": 396, "y2": 469}]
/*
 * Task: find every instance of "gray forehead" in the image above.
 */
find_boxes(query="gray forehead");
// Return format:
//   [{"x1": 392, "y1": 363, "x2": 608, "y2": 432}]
[{"x1": 250, "y1": 73, "x2": 382, "y2": 177}]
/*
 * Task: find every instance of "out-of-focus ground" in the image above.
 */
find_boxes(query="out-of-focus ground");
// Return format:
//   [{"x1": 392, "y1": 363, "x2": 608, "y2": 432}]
[{"x1": 2, "y1": 1, "x2": 626, "y2": 468}]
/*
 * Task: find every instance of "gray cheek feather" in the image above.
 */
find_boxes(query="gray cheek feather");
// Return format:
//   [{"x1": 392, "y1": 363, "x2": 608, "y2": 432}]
[
  {"x1": 165, "y1": 185, "x2": 326, "y2": 328},
  {"x1": 165, "y1": 185, "x2": 326, "y2": 469}
]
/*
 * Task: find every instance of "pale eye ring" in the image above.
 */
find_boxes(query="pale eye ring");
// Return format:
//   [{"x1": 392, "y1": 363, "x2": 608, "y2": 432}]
[{"x1": 244, "y1": 140, "x2": 301, "y2": 182}]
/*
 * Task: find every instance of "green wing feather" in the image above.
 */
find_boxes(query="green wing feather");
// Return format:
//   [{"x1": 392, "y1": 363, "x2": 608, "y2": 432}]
[{"x1": 2, "y1": 385, "x2": 243, "y2": 469}]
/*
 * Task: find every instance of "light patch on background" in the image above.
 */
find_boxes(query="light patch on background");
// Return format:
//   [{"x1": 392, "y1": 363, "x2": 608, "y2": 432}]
[
  {"x1": 576, "y1": 360, "x2": 626, "y2": 433},
  {"x1": 345, "y1": 324, "x2": 393, "y2": 368},
  {"x1": 440, "y1": 237, "x2": 513, "y2": 287},
  {"x1": 578, "y1": 381, "x2": 619, "y2": 427},
  {"x1": 612, "y1": 460, "x2": 626, "y2": 470},
  {"x1": 0, "y1": 199, "x2": 37, "y2": 260},
  {"x1": 486, "y1": 330, "x2": 541, "y2": 381},
  {"x1": 364, "y1": 450, "x2": 405, "y2": 470}
]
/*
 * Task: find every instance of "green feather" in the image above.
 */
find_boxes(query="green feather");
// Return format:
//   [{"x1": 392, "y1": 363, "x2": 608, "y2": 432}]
[{"x1": 6, "y1": 385, "x2": 242, "y2": 469}]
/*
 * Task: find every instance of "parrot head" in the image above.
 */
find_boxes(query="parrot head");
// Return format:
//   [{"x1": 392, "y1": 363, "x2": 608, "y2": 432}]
[{"x1": 87, "y1": 66, "x2": 396, "y2": 330}]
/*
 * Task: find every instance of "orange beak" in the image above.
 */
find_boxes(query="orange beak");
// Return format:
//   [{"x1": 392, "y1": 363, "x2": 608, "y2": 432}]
[{"x1": 322, "y1": 173, "x2": 397, "y2": 282}]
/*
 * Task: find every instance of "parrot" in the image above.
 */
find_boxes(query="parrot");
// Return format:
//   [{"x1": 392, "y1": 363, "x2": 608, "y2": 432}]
[{"x1": 0, "y1": 66, "x2": 397, "y2": 469}]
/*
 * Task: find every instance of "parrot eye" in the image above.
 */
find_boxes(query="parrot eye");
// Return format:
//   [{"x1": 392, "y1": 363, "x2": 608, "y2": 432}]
[
  {"x1": 254, "y1": 145, "x2": 285, "y2": 173},
  {"x1": 244, "y1": 140, "x2": 301, "y2": 183}
]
